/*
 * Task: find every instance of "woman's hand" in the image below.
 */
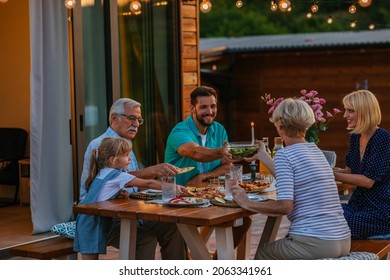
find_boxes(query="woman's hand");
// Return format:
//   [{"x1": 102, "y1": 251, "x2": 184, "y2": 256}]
[
  {"x1": 244, "y1": 139, "x2": 264, "y2": 162},
  {"x1": 231, "y1": 183, "x2": 250, "y2": 205}
]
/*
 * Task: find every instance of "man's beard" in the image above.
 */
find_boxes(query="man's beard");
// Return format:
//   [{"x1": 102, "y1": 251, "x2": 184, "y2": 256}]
[{"x1": 195, "y1": 112, "x2": 215, "y2": 127}]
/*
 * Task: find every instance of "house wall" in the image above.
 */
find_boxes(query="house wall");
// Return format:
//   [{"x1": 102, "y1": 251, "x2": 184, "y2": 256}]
[
  {"x1": 203, "y1": 48, "x2": 390, "y2": 167},
  {"x1": 180, "y1": 0, "x2": 200, "y2": 118},
  {"x1": 0, "y1": 0, "x2": 30, "y2": 199}
]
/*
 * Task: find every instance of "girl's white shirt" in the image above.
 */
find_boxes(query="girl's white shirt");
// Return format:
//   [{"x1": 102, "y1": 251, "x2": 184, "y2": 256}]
[{"x1": 95, "y1": 167, "x2": 136, "y2": 201}]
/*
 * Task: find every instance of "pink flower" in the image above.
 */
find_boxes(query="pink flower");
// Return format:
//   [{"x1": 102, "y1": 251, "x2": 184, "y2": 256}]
[
  {"x1": 261, "y1": 89, "x2": 341, "y2": 144},
  {"x1": 333, "y1": 108, "x2": 341, "y2": 114}
]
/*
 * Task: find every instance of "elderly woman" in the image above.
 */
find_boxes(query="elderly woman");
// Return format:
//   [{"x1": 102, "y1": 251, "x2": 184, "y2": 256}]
[
  {"x1": 232, "y1": 98, "x2": 351, "y2": 260},
  {"x1": 334, "y1": 90, "x2": 390, "y2": 239}
]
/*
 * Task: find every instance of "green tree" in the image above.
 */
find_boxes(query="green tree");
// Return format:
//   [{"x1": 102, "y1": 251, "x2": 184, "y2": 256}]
[{"x1": 200, "y1": 0, "x2": 390, "y2": 37}]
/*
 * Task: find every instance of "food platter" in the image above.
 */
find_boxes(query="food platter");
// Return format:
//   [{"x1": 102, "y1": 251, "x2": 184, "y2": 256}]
[
  {"x1": 166, "y1": 197, "x2": 209, "y2": 207},
  {"x1": 182, "y1": 185, "x2": 226, "y2": 199},
  {"x1": 239, "y1": 181, "x2": 271, "y2": 192}
]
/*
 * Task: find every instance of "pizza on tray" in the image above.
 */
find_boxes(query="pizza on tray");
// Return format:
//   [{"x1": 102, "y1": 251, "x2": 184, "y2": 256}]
[
  {"x1": 182, "y1": 185, "x2": 225, "y2": 199},
  {"x1": 239, "y1": 181, "x2": 270, "y2": 192},
  {"x1": 177, "y1": 166, "x2": 195, "y2": 174}
]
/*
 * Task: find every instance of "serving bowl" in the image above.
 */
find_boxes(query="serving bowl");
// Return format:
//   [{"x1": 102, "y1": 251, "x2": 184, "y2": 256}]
[{"x1": 227, "y1": 141, "x2": 259, "y2": 160}]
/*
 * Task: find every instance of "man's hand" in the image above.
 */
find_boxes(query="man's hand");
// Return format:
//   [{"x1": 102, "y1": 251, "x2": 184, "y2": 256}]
[
  {"x1": 150, "y1": 163, "x2": 180, "y2": 177},
  {"x1": 221, "y1": 140, "x2": 234, "y2": 163}
]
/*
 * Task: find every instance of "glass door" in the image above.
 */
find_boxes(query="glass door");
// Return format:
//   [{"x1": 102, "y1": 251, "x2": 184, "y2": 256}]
[{"x1": 71, "y1": 0, "x2": 181, "y2": 198}]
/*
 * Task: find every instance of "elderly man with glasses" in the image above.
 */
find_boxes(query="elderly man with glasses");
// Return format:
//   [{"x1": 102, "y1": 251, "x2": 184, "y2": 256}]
[{"x1": 78, "y1": 98, "x2": 186, "y2": 260}]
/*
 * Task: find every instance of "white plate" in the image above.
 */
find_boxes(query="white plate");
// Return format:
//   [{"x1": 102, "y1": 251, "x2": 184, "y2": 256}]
[
  {"x1": 247, "y1": 194, "x2": 269, "y2": 202},
  {"x1": 218, "y1": 174, "x2": 251, "y2": 181},
  {"x1": 166, "y1": 197, "x2": 209, "y2": 207},
  {"x1": 145, "y1": 189, "x2": 162, "y2": 194}
]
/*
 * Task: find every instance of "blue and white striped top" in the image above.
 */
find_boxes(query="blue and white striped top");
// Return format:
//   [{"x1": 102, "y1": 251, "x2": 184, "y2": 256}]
[{"x1": 274, "y1": 142, "x2": 351, "y2": 240}]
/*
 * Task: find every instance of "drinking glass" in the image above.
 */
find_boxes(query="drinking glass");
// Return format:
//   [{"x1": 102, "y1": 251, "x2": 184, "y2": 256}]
[
  {"x1": 224, "y1": 173, "x2": 237, "y2": 201},
  {"x1": 231, "y1": 164, "x2": 243, "y2": 182},
  {"x1": 161, "y1": 176, "x2": 176, "y2": 203}
]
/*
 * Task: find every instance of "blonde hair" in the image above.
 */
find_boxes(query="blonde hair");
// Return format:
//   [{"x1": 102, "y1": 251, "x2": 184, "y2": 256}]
[
  {"x1": 270, "y1": 98, "x2": 315, "y2": 138},
  {"x1": 343, "y1": 90, "x2": 381, "y2": 134},
  {"x1": 85, "y1": 137, "x2": 132, "y2": 189}
]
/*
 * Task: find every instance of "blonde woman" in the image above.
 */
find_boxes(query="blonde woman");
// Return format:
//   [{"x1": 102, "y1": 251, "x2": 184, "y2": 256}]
[
  {"x1": 232, "y1": 98, "x2": 351, "y2": 259},
  {"x1": 334, "y1": 90, "x2": 390, "y2": 239}
]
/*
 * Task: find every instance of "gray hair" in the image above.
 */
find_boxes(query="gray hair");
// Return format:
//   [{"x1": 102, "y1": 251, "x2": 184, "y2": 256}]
[
  {"x1": 109, "y1": 98, "x2": 141, "y2": 124},
  {"x1": 270, "y1": 98, "x2": 315, "y2": 138}
]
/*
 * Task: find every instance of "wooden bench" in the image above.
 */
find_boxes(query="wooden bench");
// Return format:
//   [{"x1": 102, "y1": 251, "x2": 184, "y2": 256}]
[
  {"x1": 350, "y1": 239, "x2": 390, "y2": 260},
  {"x1": 9, "y1": 236, "x2": 77, "y2": 260}
]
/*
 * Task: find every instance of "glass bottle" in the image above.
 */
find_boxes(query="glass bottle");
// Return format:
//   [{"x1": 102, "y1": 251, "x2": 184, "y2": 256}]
[
  {"x1": 272, "y1": 137, "x2": 284, "y2": 157},
  {"x1": 259, "y1": 137, "x2": 272, "y2": 177}
]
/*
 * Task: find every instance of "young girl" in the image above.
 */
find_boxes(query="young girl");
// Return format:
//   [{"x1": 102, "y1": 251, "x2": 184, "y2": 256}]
[{"x1": 74, "y1": 137, "x2": 166, "y2": 260}]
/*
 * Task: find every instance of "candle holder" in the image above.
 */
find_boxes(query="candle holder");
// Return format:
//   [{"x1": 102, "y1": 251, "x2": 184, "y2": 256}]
[{"x1": 249, "y1": 163, "x2": 257, "y2": 183}]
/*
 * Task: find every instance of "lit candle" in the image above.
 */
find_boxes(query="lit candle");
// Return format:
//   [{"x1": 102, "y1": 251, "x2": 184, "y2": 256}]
[
  {"x1": 251, "y1": 122, "x2": 255, "y2": 145},
  {"x1": 251, "y1": 122, "x2": 255, "y2": 164}
]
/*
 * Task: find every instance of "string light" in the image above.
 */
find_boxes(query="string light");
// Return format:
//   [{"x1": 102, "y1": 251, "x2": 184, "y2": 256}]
[
  {"x1": 278, "y1": 0, "x2": 291, "y2": 12},
  {"x1": 64, "y1": 0, "x2": 76, "y2": 9},
  {"x1": 129, "y1": 0, "x2": 141, "y2": 13},
  {"x1": 348, "y1": 4, "x2": 357, "y2": 14},
  {"x1": 200, "y1": 0, "x2": 212, "y2": 13},
  {"x1": 368, "y1": 23, "x2": 375, "y2": 30},
  {"x1": 350, "y1": 20, "x2": 357, "y2": 28},
  {"x1": 306, "y1": 12, "x2": 312, "y2": 19},
  {"x1": 358, "y1": 0, "x2": 372, "y2": 8},
  {"x1": 270, "y1": 1, "x2": 278, "y2": 11},
  {"x1": 310, "y1": 3, "x2": 319, "y2": 13},
  {"x1": 327, "y1": 16, "x2": 333, "y2": 24},
  {"x1": 236, "y1": 0, "x2": 243, "y2": 8}
]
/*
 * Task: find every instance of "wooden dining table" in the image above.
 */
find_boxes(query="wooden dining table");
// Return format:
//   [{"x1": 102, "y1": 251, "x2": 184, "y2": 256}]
[{"x1": 73, "y1": 192, "x2": 282, "y2": 260}]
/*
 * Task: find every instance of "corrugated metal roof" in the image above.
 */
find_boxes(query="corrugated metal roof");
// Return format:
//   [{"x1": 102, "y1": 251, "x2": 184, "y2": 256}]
[{"x1": 200, "y1": 29, "x2": 390, "y2": 55}]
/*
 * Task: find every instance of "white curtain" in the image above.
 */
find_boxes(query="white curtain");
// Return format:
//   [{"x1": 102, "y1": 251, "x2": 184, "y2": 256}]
[{"x1": 29, "y1": 0, "x2": 73, "y2": 234}]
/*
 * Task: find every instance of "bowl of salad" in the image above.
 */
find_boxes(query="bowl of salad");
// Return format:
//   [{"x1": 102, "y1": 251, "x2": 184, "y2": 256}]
[{"x1": 227, "y1": 141, "x2": 259, "y2": 161}]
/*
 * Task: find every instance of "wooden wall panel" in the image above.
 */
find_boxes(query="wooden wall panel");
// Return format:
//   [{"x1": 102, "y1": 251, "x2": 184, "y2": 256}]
[
  {"x1": 202, "y1": 48, "x2": 390, "y2": 167},
  {"x1": 180, "y1": 0, "x2": 200, "y2": 119}
]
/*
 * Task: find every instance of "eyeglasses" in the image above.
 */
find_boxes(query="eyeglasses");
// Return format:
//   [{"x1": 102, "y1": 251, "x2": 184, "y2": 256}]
[{"x1": 118, "y1": 114, "x2": 144, "y2": 125}]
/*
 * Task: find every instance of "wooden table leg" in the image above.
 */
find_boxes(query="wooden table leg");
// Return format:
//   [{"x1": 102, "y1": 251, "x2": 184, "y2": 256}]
[
  {"x1": 177, "y1": 223, "x2": 212, "y2": 260},
  {"x1": 119, "y1": 219, "x2": 138, "y2": 260},
  {"x1": 258, "y1": 215, "x2": 282, "y2": 247},
  {"x1": 215, "y1": 227, "x2": 235, "y2": 259}
]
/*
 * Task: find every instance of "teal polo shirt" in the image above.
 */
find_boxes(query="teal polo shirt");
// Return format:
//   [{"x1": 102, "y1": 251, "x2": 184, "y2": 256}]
[{"x1": 165, "y1": 116, "x2": 229, "y2": 185}]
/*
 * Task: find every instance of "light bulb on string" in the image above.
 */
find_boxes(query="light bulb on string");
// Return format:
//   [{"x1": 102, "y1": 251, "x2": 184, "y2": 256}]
[
  {"x1": 278, "y1": 0, "x2": 291, "y2": 12},
  {"x1": 368, "y1": 23, "x2": 375, "y2": 30},
  {"x1": 311, "y1": 3, "x2": 318, "y2": 13},
  {"x1": 306, "y1": 12, "x2": 312, "y2": 19},
  {"x1": 270, "y1": 1, "x2": 278, "y2": 11},
  {"x1": 200, "y1": 0, "x2": 212, "y2": 13},
  {"x1": 129, "y1": 0, "x2": 141, "y2": 13},
  {"x1": 236, "y1": 0, "x2": 243, "y2": 8},
  {"x1": 350, "y1": 20, "x2": 357, "y2": 28},
  {"x1": 64, "y1": 0, "x2": 76, "y2": 9},
  {"x1": 327, "y1": 16, "x2": 333, "y2": 24},
  {"x1": 348, "y1": 4, "x2": 356, "y2": 14},
  {"x1": 358, "y1": 0, "x2": 372, "y2": 8}
]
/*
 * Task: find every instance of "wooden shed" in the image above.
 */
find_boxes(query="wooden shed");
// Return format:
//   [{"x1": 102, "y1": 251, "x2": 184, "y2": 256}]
[{"x1": 200, "y1": 29, "x2": 390, "y2": 167}]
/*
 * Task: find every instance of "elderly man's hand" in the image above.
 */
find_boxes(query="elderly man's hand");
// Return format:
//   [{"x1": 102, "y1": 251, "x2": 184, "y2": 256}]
[{"x1": 152, "y1": 163, "x2": 180, "y2": 177}]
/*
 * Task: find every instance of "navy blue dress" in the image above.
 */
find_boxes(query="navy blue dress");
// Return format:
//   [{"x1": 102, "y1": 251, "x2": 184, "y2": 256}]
[
  {"x1": 342, "y1": 128, "x2": 390, "y2": 239},
  {"x1": 74, "y1": 169, "x2": 121, "y2": 254}
]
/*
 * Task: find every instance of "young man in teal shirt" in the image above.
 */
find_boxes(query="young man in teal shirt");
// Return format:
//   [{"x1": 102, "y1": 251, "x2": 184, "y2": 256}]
[{"x1": 165, "y1": 86, "x2": 232, "y2": 186}]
